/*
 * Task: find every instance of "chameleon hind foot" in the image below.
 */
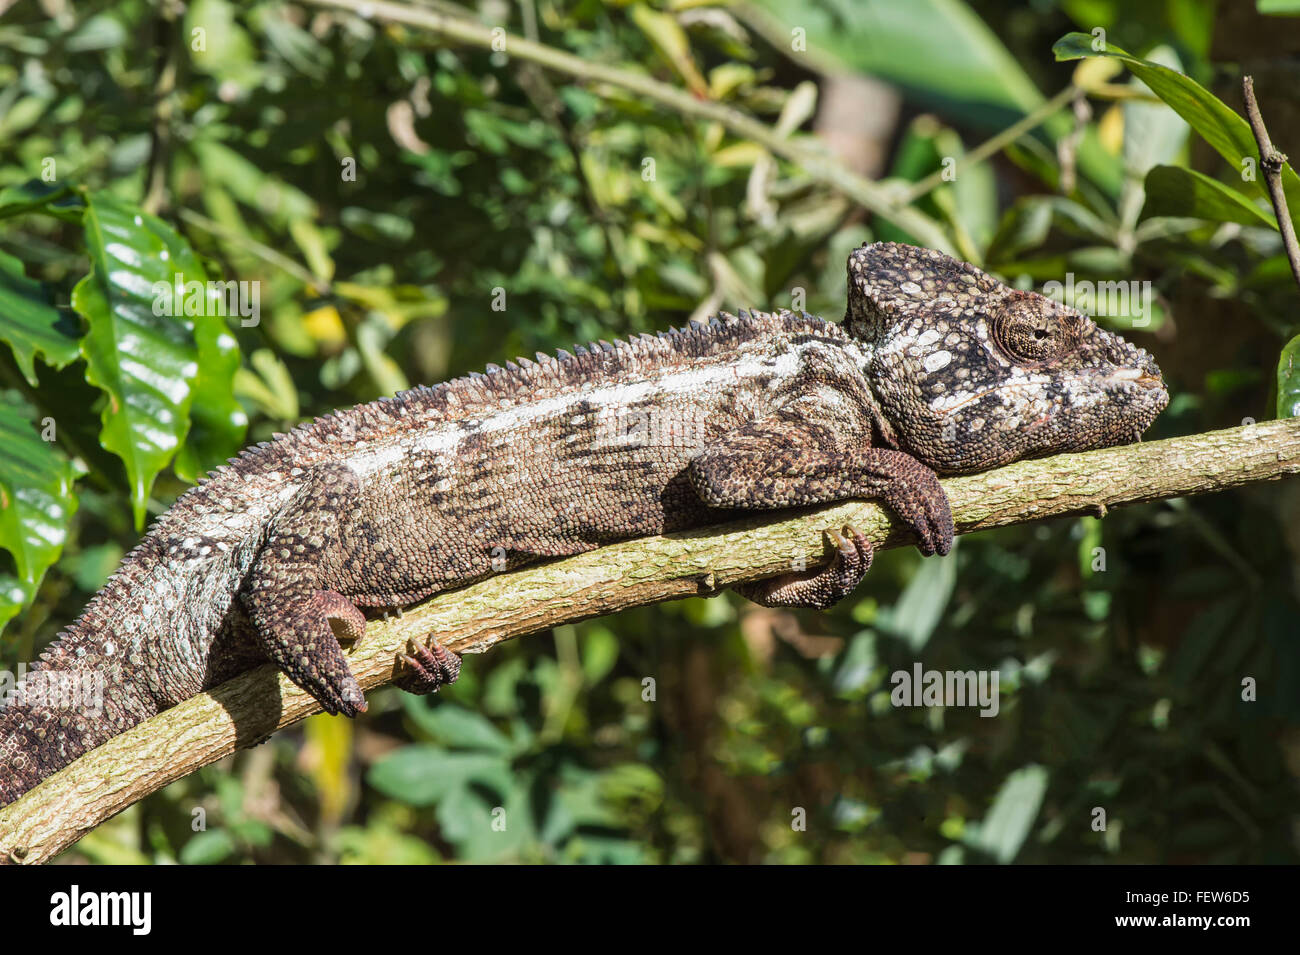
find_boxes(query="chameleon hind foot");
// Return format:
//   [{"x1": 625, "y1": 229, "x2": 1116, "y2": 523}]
[
  {"x1": 395, "y1": 640, "x2": 462, "y2": 695},
  {"x1": 734, "y1": 525, "x2": 873, "y2": 611}
]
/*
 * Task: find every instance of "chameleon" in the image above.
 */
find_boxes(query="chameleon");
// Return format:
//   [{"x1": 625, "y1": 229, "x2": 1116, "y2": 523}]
[{"x1": 0, "y1": 241, "x2": 1168, "y2": 808}]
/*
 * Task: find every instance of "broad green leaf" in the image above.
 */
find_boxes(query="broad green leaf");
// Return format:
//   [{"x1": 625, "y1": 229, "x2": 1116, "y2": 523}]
[
  {"x1": 1279, "y1": 333, "x2": 1300, "y2": 419},
  {"x1": 0, "y1": 250, "x2": 81, "y2": 385},
  {"x1": 1141, "y1": 165, "x2": 1277, "y2": 229},
  {"x1": 336, "y1": 823, "x2": 441, "y2": 864},
  {"x1": 178, "y1": 828, "x2": 236, "y2": 865},
  {"x1": 1054, "y1": 33, "x2": 1300, "y2": 214},
  {"x1": 171, "y1": 307, "x2": 246, "y2": 483},
  {"x1": 400, "y1": 698, "x2": 515, "y2": 754},
  {"x1": 73, "y1": 192, "x2": 202, "y2": 528},
  {"x1": 367, "y1": 745, "x2": 513, "y2": 807},
  {"x1": 963, "y1": 764, "x2": 1049, "y2": 863},
  {"x1": 436, "y1": 781, "x2": 533, "y2": 861},
  {"x1": 0, "y1": 390, "x2": 81, "y2": 633},
  {"x1": 1120, "y1": 46, "x2": 1189, "y2": 180}
]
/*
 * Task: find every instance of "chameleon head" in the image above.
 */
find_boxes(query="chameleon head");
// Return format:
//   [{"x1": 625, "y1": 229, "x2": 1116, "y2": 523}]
[{"x1": 845, "y1": 242, "x2": 1169, "y2": 474}]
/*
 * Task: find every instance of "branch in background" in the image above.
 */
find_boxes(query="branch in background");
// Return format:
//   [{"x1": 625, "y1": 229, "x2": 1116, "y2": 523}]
[
  {"x1": 302, "y1": 0, "x2": 954, "y2": 252},
  {"x1": 2, "y1": 419, "x2": 1298, "y2": 863},
  {"x1": 1242, "y1": 75, "x2": 1300, "y2": 294}
]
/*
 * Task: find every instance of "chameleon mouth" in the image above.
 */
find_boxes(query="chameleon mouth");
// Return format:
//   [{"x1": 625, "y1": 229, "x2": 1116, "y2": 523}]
[{"x1": 1093, "y1": 366, "x2": 1166, "y2": 396}]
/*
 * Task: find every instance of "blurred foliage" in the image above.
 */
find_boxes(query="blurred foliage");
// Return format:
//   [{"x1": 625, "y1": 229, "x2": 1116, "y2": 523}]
[{"x1": 0, "y1": 0, "x2": 1298, "y2": 864}]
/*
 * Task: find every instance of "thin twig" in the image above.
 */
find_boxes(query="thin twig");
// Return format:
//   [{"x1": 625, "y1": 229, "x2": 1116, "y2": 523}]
[
  {"x1": 1, "y1": 418, "x2": 1297, "y2": 863},
  {"x1": 1243, "y1": 75, "x2": 1300, "y2": 294}
]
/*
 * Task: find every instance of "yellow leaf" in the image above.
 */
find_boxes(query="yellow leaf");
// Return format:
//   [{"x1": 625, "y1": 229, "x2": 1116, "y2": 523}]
[
  {"x1": 712, "y1": 142, "x2": 767, "y2": 168},
  {"x1": 1098, "y1": 104, "x2": 1124, "y2": 155},
  {"x1": 302, "y1": 713, "x2": 353, "y2": 827},
  {"x1": 302, "y1": 305, "x2": 346, "y2": 347},
  {"x1": 630, "y1": 4, "x2": 709, "y2": 96},
  {"x1": 1073, "y1": 56, "x2": 1123, "y2": 93}
]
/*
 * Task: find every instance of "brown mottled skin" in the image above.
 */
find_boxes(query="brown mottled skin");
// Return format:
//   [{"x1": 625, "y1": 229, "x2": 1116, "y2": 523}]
[{"x1": 0, "y1": 243, "x2": 1168, "y2": 807}]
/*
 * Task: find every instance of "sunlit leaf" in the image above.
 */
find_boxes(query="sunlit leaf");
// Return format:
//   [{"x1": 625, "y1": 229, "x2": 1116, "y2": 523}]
[
  {"x1": 73, "y1": 192, "x2": 203, "y2": 528},
  {"x1": 963, "y1": 764, "x2": 1048, "y2": 863},
  {"x1": 1279, "y1": 333, "x2": 1300, "y2": 419},
  {"x1": 1141, "y1": 165, "x2": 1277, "y2": 229},
  {"x1": 0, "y1": 390, "x2": 81, "y2": 632}
]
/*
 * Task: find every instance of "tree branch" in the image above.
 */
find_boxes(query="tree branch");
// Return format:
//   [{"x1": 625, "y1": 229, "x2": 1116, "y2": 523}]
[{"x1": 2, "y1": 419, "x2": 1298, "y2": 862}]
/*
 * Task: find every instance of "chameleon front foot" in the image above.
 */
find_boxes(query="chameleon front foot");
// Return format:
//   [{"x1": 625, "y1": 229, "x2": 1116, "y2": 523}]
[
  {"x1": 395, "y1": 640, "x2": 462, "y2": 695},
  {"x1": 734, "y1": 525, "x2": 873, "y2": 610},
  {"x1": 249, "y1": 588, "x2": 369, "y2": 717}
]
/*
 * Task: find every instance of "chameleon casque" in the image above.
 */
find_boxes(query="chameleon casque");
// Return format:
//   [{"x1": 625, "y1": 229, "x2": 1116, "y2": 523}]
[{"x1": 0, "y1": 241, "x2": 1168, "y2": 807}]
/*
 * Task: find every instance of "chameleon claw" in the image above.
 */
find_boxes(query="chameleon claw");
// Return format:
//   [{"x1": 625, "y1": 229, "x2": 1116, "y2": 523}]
[{"x1": 394, "y1": 640, "x2": 463, "y2": 696}]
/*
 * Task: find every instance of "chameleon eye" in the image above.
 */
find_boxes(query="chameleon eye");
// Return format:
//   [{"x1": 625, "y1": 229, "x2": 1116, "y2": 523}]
[{"x1": 991, "y1": 306, "x2": 1066, "y2": 365}]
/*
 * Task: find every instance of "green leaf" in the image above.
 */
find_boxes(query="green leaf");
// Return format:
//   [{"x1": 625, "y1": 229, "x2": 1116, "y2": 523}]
[
  {"x1": 0, "y1": 180, "x2": 81, "y2": 223},
  {"x1": 1279, "y1": 333, "x2": 1300, "y2": 419},
  {"x1": 73, "y1": 192, "x2": 203, "y2": 528},
  {"x1": 963, "y1": 764, "x2": 1049, "y2": 863},
  {"x1": 0, "y1": 391, "x2": 81, "y2": 632},
  {"x1": 0, "y1": 250, "x2": 81, "y2": 385},
  {"x1": 1141, "y1": 165, "x2": 1277, "y2": 229},
  {"x1": 580, "y1": 626, "x2": 620, "y2": 685},
  {"x1": 367, "y1": 745, "x2": 513, "y2": 806},
  {"x1": 1053, "y1": 33, "x2": 1300, "y2": 215},
  {"x1": 179, "y1": 828, "x2": 236, "y2": 865},
  {"x1": 193, "y1": 139, "x2": 316, "y2": 228},
  {"x1": 400, "y1": 699, "x2": 514, "y2": 754},
  {"x1": 163, "y1": 238, "x2": 246, "y2": 484},
  {"x1": 336, "y1": 823, "x2": 441, "y2": 864},
  {"x1": 435, "y1": 784, "x2": 508, "y2": 860},
  {"x1": 878, "y1": 544, "x2": 959, "y2": 652}
]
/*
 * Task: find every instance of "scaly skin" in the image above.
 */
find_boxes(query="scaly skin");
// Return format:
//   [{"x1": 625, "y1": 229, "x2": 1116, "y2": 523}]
[{"x1": 0, "y1": 242, "x2": 1168, "y2": 808}]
